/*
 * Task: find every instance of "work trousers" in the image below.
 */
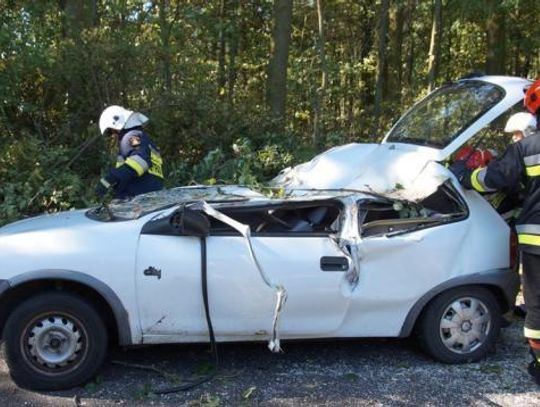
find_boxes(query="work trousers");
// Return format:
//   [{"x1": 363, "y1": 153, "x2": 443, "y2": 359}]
[{"x1": 522, "y1": 251, "x2": 540, "y2": 359}]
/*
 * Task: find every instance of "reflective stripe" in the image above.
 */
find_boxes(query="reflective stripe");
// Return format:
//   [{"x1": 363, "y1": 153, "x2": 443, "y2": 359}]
[
  {"x1": 116, "y1": 155, "x2": 125, "y2": 169},
  {"x1": 526, "y1": 165, "x2": 540, "y2": 177},
  {"x1": 148, "y1": 148, "x2": 164, "y2": 179},
  {"x1": 100, "y1": 178, "x2": 111, "y2": 189},
  {"x1": 518, "y1": 234, "x2": 540, "y2": 246},
  {"x1": 525, "y1": 327, "x2": 540, "y2": 339},
  {"x1": 524, "y1": 153, "x2": 540, "y2": 166},
  {"x1": 470, "y1": 168, "x2": 495, "y2": 192},
  {"x1": 470, "y1": 169, "x2": 485, "y2": 192},
  {"x1": 516, "y1": 224, "x2": 540, "y2": 235},
  {"x1": 490, "y1": 192, "x2": 505, "y2": 209},
  {"x1": 125, "y1": 156, "x2": 148, "y2": 176}
]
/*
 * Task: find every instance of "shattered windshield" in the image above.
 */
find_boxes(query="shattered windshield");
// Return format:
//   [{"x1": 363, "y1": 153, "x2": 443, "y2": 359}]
[
  {"x1": 386, "y1": 80, "x2": 505, "y2": 149},
  {"x1": 86, "y1": 186, "x2": 265, "y2": 221}
]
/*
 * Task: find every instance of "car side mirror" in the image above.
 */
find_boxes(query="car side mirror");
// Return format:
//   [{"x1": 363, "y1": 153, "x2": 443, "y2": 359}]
[{"x1": 170, "y1": 207, "x2": 210, "y2": 237}]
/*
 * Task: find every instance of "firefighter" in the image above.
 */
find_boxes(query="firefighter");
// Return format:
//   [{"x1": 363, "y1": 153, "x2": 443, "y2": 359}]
[
  {"x1": 96, "y1": 105, "x2": 164, "y2": 199},
  {"x1": 505, "y1": 112, "x2": 538, "y2": 143},
  {"x1": 450, "y1": 79, "x2": 540, "y2": 384}
]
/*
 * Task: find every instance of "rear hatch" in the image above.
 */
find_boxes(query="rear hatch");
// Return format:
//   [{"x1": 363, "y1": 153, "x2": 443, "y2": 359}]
[{"x1": 273, "y1": 76, "x2": 531, "y2": 201}]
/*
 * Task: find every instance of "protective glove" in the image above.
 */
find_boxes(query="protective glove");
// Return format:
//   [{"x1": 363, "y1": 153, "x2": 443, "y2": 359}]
[
  {"x1": 95, "y1": 177, "x2": 114, "y2": 198},
  {"x1": 448, "y1": 160, "x2": 468, "y2": 183}
]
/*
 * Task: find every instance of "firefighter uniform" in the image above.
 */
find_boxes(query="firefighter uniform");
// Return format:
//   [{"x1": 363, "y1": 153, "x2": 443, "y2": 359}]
[
  {"x1": 454, "y1": 131, "x2": 540, "y2": 378},
  {"x1": 98, "y1": 128, "x2": 164, "y2": 199}
]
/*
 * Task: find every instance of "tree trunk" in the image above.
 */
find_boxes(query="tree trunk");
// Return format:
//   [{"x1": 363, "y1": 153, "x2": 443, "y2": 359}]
[
  {"x1": 217, "y1": 0, "x2": 227, "y2": 95},
  {"x1": 313, "y1": 0, "x2": 328, "y2": 147},
  {"x1": 227, "y1": 1, "x2": 240, "y2": 104},
  {"x1": 60, "y1": 0, "x2": 97, "y2": 39},
  {"x1": 485, "y1": 0, "x2": 506, "y2": 75},
  {"x1": 427, "y1": 0, "x2": 442, "y2": 91},
  {"x1": 266, "y1": 0, "x2": 293, "y2": 125},
  {"x1": 158, "y1": 0, "x2": 173, "y2": 94},
  {"x1": 389, "y1": 1, "x2": 404, "y2": 101},
  {"x1": 405, "y1": 0, "x2": 416, "y2": 98},
  {"x1": 374, "y1": 0, "x2": 390, "y2": 121}
]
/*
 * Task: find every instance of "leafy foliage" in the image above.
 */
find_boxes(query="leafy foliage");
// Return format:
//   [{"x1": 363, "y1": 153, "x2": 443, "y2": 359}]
[{"x1": 0, "y1": 0, "x2": 539, "y2": 225}]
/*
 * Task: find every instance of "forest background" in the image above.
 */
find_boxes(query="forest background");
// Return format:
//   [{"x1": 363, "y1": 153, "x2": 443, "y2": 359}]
[{"x1": 1, "y1": 0, "x2": 539, "y2": 224}]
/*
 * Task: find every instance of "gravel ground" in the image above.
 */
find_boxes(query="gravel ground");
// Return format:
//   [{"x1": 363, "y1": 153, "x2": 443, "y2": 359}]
[{"x1": 1, "y1": 313, "x2": 539, "y2": 407}]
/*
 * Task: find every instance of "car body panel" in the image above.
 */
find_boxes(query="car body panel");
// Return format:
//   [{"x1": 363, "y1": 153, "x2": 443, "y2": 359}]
[{"x1": 0, "y1": 209, "x2": 150, "y2": 344}]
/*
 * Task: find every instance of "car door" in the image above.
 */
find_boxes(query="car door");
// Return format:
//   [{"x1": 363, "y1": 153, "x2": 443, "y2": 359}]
[
  {"x1": 135, "y1": 201, "x2": 353, "y2": 342},
  {"x1": 205, "y1": 200, "x2": 352, "y2": 337}
]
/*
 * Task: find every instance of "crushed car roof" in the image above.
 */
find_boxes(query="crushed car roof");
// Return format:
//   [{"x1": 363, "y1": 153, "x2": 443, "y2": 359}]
[{"x1": 88, "y1": 185, "x2": 379, "y2": 221}]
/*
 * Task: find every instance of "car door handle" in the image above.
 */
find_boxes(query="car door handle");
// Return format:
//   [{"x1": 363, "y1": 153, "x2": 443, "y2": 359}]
[
  {"x1": 320, "y1": 256, "x2": 349, "y2": 272},
  {"x1": 143, "y1": 266, "x2": 162, "y2": 279}
]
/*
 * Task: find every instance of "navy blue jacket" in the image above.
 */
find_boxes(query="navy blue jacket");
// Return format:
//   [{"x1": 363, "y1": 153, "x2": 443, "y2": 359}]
[
  {"x1": 107, "y1": 128, "x2": 164, "y2": 199},
  {"x1": 461, "y1": 132, "x2": 540, "y2": 253}
]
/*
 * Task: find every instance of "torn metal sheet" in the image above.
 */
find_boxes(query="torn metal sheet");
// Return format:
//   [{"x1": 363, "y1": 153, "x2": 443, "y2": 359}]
[
  {"x1": 192, "y1": 201, "x2": 288, "y2": 353},
  {"x1": 330, "y1": 196, "x2": 362, "y2": 288}
]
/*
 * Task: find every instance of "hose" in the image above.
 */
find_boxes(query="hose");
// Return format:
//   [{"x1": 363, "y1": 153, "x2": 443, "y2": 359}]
[{"x1": 153, "y1": 236, "x2": 219, "y2": 394}]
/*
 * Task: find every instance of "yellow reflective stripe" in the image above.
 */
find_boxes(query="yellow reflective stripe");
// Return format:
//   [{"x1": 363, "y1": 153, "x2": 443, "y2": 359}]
[
  {"x1": 125, "y1": 157, "x2": 145, "y2": 176},
  {"x1": 148, "y1": 151, "x2": 164, "y2": 178},
  {"x1": 115, "y1": 161, "x2": 123, "y2": 168},
  {"x1": 526, "y1": 165, "x2": 540, "y2": 177},
  {"x1": 525, "y1": 327, "x2": 540, "y2": 339},
  {"x1": 470, "y1": 168, "x2": 486, "y2": 192},
  {"x1": 518, "y1": 234, "x2": 540, "y2": 246},
  {"x1": 490, "y1": 192, "x2": 505, "y2": 209}
]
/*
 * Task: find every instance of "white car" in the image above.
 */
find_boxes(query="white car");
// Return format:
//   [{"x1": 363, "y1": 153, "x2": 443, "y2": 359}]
[{"x1": 0, "y1": 75, "x2": 527, "y2": 390}]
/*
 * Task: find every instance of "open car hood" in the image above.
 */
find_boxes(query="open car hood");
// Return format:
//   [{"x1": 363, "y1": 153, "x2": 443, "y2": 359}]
[{"x1": 273, "y1": 76, "x2": 532, "y2": 202}]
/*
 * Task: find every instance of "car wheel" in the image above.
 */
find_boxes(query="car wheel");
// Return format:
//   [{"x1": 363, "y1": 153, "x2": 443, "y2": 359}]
[
  {"x1": 418, "y1": 287, "x2": 501, "y2": 363},
  {"x1": 3, "y1": 291, "x2": 108, "y2": 390}
]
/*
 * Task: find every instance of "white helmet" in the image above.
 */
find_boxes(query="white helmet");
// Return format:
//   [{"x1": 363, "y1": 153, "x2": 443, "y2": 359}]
[
  {"x1": 504, "y1": 112, "x2": 537, "y2": 138},
  {"x1": 98, "y1": 105, "x2": 149, "y2": 135}
]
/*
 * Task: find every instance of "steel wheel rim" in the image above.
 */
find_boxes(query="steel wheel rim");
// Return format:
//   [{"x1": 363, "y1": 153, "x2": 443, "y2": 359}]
[
  {"x1": 439, "y1": 296, "x2": 492, "y2": 355},
  {"x1": 21, "y1": 312, "x2": 89, "y2": 376}
]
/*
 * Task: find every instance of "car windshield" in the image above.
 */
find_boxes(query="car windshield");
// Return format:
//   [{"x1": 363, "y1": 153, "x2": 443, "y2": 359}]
[
  {"x1": 385, "y1": 80, "x2": 505, "y2": 149},
  {"x1": 86, "y1": 186, "x2": 262, "y2": 221}
]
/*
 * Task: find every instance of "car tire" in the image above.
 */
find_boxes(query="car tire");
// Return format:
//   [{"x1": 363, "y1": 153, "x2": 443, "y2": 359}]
[
  {"x1": 3, "y1": 291, "x2": 108, "y2": 390},
  {"x1": 418, "y1": 286, "x2": 501, "y2": 363}
]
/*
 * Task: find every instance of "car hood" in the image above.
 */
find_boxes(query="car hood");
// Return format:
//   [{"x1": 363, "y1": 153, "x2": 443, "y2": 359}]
[
  {"x1": 0, "y1": 209, "x2": 93, "y2": 236},
  {"x1": 272, "y1": 143, "x2": 450, "y2": 202}
]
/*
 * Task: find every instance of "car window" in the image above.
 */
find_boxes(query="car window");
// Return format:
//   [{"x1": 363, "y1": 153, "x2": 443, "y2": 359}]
[
  {"x1": 210, "y1": 202, "x2": 342, "y2": 236},
  {"x1": 386, "y1": 80, "x2": 505, "y2": 149},
  {"x1": 461, "y1": 101, "x2": 524, "y2": 157},
  {"x1": 358, "y1": 184, "x2": 467, "y2": 238}
]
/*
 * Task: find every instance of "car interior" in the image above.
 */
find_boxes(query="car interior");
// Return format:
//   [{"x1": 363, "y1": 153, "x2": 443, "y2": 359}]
[
  {"x1": 208, "y1": 201, "x2": 342, "y2": 236},
  {"x1": 359, "y1": 183, "x2": 467, "y2": 237}
]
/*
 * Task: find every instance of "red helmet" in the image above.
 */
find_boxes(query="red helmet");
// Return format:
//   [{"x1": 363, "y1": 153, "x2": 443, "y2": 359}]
[
  {"x1": 467, "y1": 149, "x2": 494, "y2": 169},
  {"x1": 454, "y1": 145, "x2": 494, "y2": 169},
  {"x1": 455, "y1": 145, "x2": 473, "y2": 162},
  {"x1": 524, "y1": 79, "x2": 540, "y2": 115}
]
